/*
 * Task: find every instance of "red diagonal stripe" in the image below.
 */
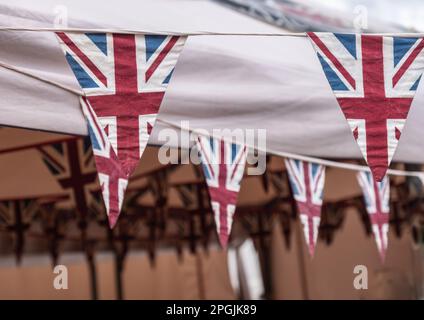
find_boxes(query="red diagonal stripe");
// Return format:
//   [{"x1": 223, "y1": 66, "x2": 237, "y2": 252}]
[
  {"x1": 393, "y1": 38, "x2": 424, "y2": 87},
  {"x1": 308, "y1": 32, "x2": 356, "y2": 90},
  {"x1": 286, "y1": 161, "x2": 305, "y2": 196},
  {"x1": 145, "y1": 36, "x2": 179, "y2": 82},
  {"x1": 198, "y1": 137, "x2": 215, "y2": 178},
  {"x1": 57, "y1": 32, "x2": 108, "y2": 87},
  {"x1": 312, "y1": 165, "x2": 324, "y2": 194},
  {"x1": 230, "y1": 145, "x2": 246, "y2": 180}
]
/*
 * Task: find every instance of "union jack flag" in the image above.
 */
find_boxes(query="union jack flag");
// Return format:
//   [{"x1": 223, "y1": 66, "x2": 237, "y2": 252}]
[
  {"x1": 308, "y1": 33, "x2": 424, "y2": 182},
  {"x1": 0, "y1": 199, "x2": 41, "y2": 263},
  {"x1": 80, "y1": 97, "x2": 128, "y2": 227},
  {"x1": 285, "y1": 159, "x2": 326, "y2": 257},
  {"x1": 37, "y1": 136, "x2": 98, "y2": 218},
  {"x1": 56, "y1": 32, "x2": 186, "y2": 226},
  {"x1": 357, "y1": 171, "x2": 390, "y2": 262},
  {"x1": 196, "y1": 136, "x2": 247, "y2": 248}
]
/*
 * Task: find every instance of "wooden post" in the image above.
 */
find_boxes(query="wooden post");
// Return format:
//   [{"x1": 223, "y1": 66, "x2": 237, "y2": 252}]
[
  {"x1": 85, "y1": 243, "x2": 98, "y2": 300},
  {"x1": 195, "y1": 251, "x2": 206, "y2": 299},
  {"x1": 294, "y1": 219, "x2": 309, "y2": 300},
  {"x1": 196, "y1": 185, "x2": 209, "y2": 251},
  {"x1": 285, "y1": 171, "x2": 309, "y2": 300},
  {"x1": 114, "y1": 252, "x2": 124, "y2": 300},
  {"x1": 256, "y1": 211, "x2": 272, "y2": 299},
  {"x1": 12, "y1": 200, "x2": 25, "y2": 265},
  {"x1": 106, "y1": 226, "x2": 126, "y2": 300}
]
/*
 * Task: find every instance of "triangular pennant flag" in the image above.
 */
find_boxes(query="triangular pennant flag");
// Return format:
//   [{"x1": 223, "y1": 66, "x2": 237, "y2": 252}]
[
  {"x1": 285, "y1": 159, "x2": 326, "y2": 257},
  {"x1": 357, "y1": 171, "x2": 390, "y2": 262},
  {"x1": 81, "y1": 97, "x2": 127, "y2": 227},
  {"x1": 196, "y1": 136, "x2": 247, "y2": 248},
  {"x1": 308, "y1": 32, "x2": 424, "y2": 182},
  {"x1": 57, "y1": 32, "x2": 186, "y2": 175},
  {"x1": 56, "y1": 32, "x2": 186, "y2": 227}
]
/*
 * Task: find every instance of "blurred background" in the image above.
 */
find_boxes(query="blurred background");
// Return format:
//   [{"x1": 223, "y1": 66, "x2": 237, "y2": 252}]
[
  {"x1": 0, "y1": 0, "x2": 424, "y2": 300},
  {"x1": 213, "y1": 0, "x2": 424, "y2": 32}
]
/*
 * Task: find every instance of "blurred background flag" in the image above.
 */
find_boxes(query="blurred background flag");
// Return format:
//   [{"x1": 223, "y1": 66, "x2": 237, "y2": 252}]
[
  {"x1": 196, "y1": 136, "x2": 247, "y2": 248},
  {"x1": 357, "y1": 171, "x2": 390, "y2": 262},
  {"x1": 285, "y1": 159, "x2": 326, "y2": 257}
]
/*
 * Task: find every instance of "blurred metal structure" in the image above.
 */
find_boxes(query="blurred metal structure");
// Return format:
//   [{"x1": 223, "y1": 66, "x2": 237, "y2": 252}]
[
  {"x1": 213, "y1": 0, "x2": 413, "y2": 32},
  {"x1": 0, "y1": 135, "x2": 423, "y2": 299}
]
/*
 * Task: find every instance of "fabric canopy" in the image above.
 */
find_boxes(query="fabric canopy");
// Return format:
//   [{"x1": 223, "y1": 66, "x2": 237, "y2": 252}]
[{"x1": 1, "y1": 0, "x2": 424, "y2": 163}]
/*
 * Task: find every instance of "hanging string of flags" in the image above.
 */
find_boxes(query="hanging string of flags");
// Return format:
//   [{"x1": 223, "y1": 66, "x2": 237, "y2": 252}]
[
  {"x1": 2, "y1": 28, "x2": 424, "y2": 257},
  {"x1": 54, "y1": 31, "x2": 424, "y2": 254}
]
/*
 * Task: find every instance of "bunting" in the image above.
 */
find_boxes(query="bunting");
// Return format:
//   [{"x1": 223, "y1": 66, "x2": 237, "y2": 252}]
[
  {"x1": 308, "y1": 32, "x2": 424, "y2": 182},
  {"x1": 357, "y1": 171, "x2": 390, "y2": 262},
  {"x1": 196, "y1": 136, "x2": 247, "y2": 248},
  {"x1": 80, "y1": 97, "x2": 128, "y2": 227},
  {"x1": 56, "y1": 32, "x2": 186, "y2": 226},
  {"x1": 37, "y1": 136, "x2": 98, "y2": 217},
  {"x1": 285, "y1": 159, "x2": 326, "y2": 257}
]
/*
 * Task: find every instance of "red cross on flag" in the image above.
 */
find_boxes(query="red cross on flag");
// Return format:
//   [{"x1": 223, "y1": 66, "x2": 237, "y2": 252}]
[
  {"x1": 285, "y1": 159, "x2": 326, "y2": 257},
  {"x1": 57, "y1": 32, "x2": 186, "y2": 227},
  {"x1": 37, "y1": 137, "x2": 98, "y2": 218},
  {"x1": 357, "y1": 171, "x2": 390, "y2": 262},
  {"x1": 308, "y1": 33, "x2": 424, "y2": 182},
  {"x1": 196, "y1": 136, "x2": 247, "y2": 248}
]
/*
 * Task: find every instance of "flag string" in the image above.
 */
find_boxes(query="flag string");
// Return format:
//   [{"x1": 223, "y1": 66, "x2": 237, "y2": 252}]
[
  {"x1": 0, "y1": 59, "x2": 83, "y2": 95},
  {"x1": 0, "y1": 34, "x2": 423, "y2": 180},
  {"x1": 0, "y1": 27, "x2": 424, "y2": 37},
  {"x1": 156, "y1": 118, "x2": 424, "y2": 180}
]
